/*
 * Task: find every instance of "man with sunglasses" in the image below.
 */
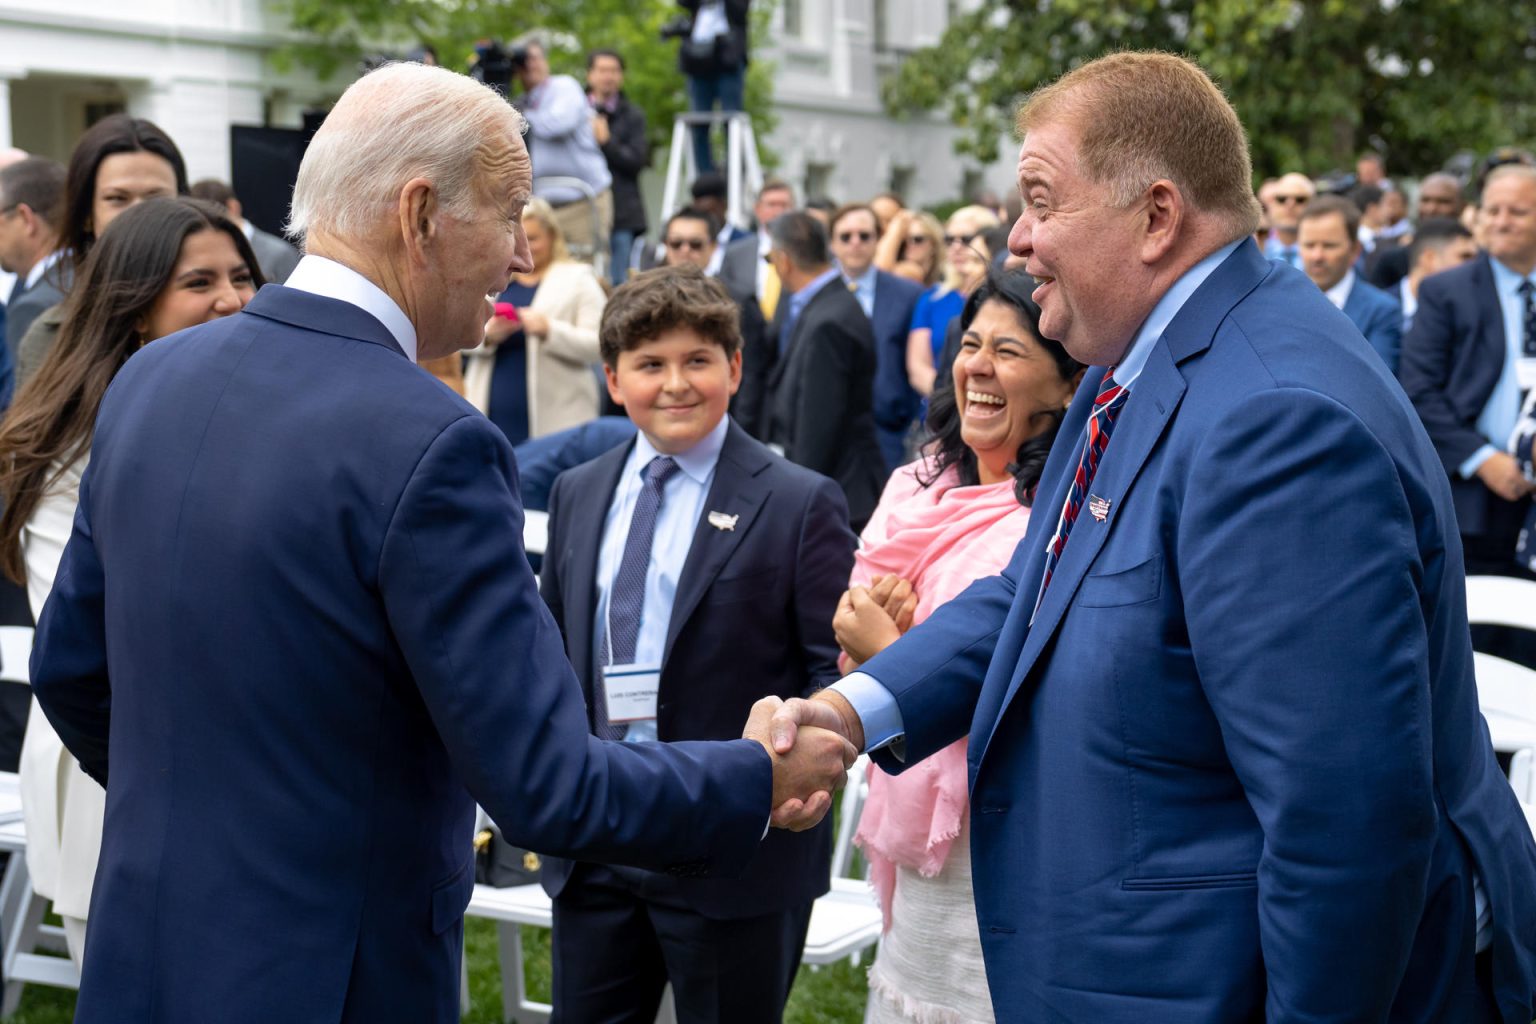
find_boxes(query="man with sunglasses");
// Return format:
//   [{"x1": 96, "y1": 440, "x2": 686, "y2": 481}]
[
  {"x1": 830, "y1": 203, "x2": 923, "y2": 471},
  {"x1": 1261, "y1": 171, "x2": 1315, "y2": 268},
  {"x1": 663, "y1": 206, "x2": 772, "y2": 435}
]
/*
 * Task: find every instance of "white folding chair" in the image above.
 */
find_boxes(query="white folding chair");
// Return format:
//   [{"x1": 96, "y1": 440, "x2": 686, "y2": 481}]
[
  {"x1": 0, "y1": 626, "x2": 80, "y2": 1016},
  {"x1": 1466, "y1": 576, "x2": 1536, "y2": 755}
]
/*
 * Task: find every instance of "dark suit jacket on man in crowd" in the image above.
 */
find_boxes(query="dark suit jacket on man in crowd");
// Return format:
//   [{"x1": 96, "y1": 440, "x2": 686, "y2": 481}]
[
  {"x1": 1342, "y1": 273, "x2": 1405, "y2": 374},
  {"x1": 857, "y1": 240, "x2": 1536, "y2": 1021},
  {"x1": 866, "y1": 269, "x2": 924, "y2": 470},
  {"x1": 3, "y1": 268, "x2": 64, "y2": 396},
  {"x1": 717, "y1": 233, "x2": 760, "y2": 307},
  {"x1": 765, "y1": 281, "x2": 886, "y2": 529},
  {"x1": 1400, "y1": 252, "x2": 1533, "y2": 558},
  {"x1": 596, "y1": 91, "x2": 651, "y2": 241},
  {"x1": 537, "y1": 420, "x2": 851, "y2": 995},
  {"x1": 28, "y1": 285, "x2": 775, "y2": 1024}
]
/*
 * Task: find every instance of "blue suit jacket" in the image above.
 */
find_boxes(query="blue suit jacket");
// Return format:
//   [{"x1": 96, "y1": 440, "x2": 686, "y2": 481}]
[
  {"x1": 1400, "y1": 253, "x2": 1526, "y2": 539},
  {"x1": 860, "y1": 242, "x2": 1536, "y2": 1022},
  {"x1": 538, "y1": 420, "x2": 853, "y2": 917},
  {"x1": 1342, "y1": 274, "x2": 1404, "y2": 374},
  {"x1": 29, "y1": 286, "x2": 772, "y2": 1024},
  {"x1": 867, "y1": 270, "x2": 924, "y2": 470}
]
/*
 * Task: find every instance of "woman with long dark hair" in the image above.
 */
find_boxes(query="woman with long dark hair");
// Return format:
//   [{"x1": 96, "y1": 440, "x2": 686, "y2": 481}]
[
  {"x1": 14, "y1": 114, "x2": 187, "y2": 388},
  {"x1": 835, "y1": 268, "x2": 1084, "y2": 1024},
  {"x1": 0, "y1": 196, "x2": 259, "y2": 964}
]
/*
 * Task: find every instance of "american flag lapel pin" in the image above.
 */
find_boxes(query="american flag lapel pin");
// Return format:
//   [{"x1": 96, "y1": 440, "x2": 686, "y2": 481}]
[{"x1": 1087, "y1": 495, "x2": 1111, "y2": 522}]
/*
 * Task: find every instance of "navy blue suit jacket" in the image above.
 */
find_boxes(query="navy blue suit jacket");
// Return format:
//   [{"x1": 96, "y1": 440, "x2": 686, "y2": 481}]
[
  {"x1": 1342, "y1": 274, "x2": 1404, "y2": 374},
  {"x1": 538, "y1": 420, "x2": 852, "y2": 917},
  {"x1": 1400, "y1": 253, "x2": 1527, "y2": 539},
  {"x1": 860, "y1": 242, "x2": 1536, "y2": 1021},
  {"x1": 29, "y1": 286, "x2": 773, "y2": 1024},
  {"x1": 866, "y1": 270, "x2": 924, "y2": 471}
]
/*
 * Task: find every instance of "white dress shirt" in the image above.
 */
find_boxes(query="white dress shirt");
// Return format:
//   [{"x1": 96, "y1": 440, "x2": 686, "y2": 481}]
[
  {"x1": 1323, "y1": 269, "x2": 1356, "y2": 311},
  {"x1": 592, "y1": 416, "x2": 728, "y2": 742},
  {"x1": 282, "y1": 255, "x2": 418, "y2": 363}
]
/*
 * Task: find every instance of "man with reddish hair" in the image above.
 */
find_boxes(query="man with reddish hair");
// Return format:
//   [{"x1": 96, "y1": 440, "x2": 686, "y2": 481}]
[{"x1": 772, "y1": 51, "x2": 1536, "y2": 1022}]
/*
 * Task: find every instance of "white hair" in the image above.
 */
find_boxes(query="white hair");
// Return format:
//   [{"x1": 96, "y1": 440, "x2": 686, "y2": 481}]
[{"x1": 286, "y1": 62, "x2": 525, "y2": 242}]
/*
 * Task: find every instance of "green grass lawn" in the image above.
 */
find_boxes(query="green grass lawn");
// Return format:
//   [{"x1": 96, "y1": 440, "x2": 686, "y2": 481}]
[{"x1": 6, "y1": 917, "x2": 870, "y2": 1023}]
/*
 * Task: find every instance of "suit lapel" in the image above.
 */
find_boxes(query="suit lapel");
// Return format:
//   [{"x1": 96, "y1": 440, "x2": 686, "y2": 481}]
[
  {"x1": 563, "y1": 442, "x2": 634, "y2": 693},
  {"x1": 1474, "y1": 257, "x2": 1509, "y2": 377},
  {"x1": 662, "y1": 423, "x2": 770, "y2": 666},
  {"x1": 974, "y1": 241, "x2": 1267, "y2": 762}
]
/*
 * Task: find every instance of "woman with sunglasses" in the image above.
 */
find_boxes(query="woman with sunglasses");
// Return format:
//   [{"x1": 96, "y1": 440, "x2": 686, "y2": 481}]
[
  {"x1": 0, "y1": 196, "x2": 261, "y2": 965},
  {"x1": 905, "y1": 205, "x2": 1000, "y2": 398},
  {"x1": 464, "y1": 196, "x2": 608, "y2": 444},
  {"x1": 874, "y1": 208, "x2": 946, "y2": 288}
]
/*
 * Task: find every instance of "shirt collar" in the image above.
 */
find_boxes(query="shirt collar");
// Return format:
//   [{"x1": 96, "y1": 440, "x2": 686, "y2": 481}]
[
  {"x1": 1490, "y1": 255, "x2": 1536, "y2": 294},
  {"x1": 628, "y1": 413, "x2": 729, "y2": 485},
  {"x1": 791, "y1": 267, "x2": 841, "y2": 309},
  {"x1": 1113, "y1": 239, "x2": 1242, "y2": 390},
  {"x1": 842, "y1": 264, "x2": 877, "y2": 294},
  {"x1": 282, "y1": 255, "x2": 418, "y2": 362},
  {"x1": 239, "y1": 219, "x2": 255, "y2": 241},
  {"x1": 23, "y1": 248, "x2": 64, "y2": 291},
  {"x1": 1324, "y1": 268, "x2": 1356, "y2": 310}
]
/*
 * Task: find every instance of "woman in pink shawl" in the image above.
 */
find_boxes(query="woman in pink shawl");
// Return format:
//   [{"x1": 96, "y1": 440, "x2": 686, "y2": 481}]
[{"x1": 838, "y1": 269, "x2": 1083, "y2": 1024}]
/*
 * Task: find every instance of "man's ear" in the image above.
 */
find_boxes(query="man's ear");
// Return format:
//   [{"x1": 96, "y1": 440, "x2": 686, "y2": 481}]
[
  {"x1": 398, "y1": 177, "x2": 437, "y2": 264},
  {"x1": 1140, "y1": 180, "x2": 1182, "y2": 265}
]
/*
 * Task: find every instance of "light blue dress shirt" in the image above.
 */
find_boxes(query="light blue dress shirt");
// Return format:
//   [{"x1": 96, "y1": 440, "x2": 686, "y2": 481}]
[
  {"x1": 592, "y1": 416, "x2": 727, "y2": 742},
  {"x1": 1456, "y1": 257, "x2": 1534, "y2": 478},
  {"x1": 521, "y1": 74, "x2": 613, "y2": 205},
  {"x1": 1263, "y1": 233, "x2": 1300, "y2": 268},
  {"x1": 832, "y1": 240, "x2": 1242, "y2": 752},
  {"x1": 779, "y1": 266, "x2": 841, "y2": 354},
  {"x1": 842, "y1": 264, "x2": 878, "y2": 319}
]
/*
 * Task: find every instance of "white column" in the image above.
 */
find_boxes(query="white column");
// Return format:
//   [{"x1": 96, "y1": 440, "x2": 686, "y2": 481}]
[{"x1": 0, "y1": 72, "x2": 18, "y2": 151}]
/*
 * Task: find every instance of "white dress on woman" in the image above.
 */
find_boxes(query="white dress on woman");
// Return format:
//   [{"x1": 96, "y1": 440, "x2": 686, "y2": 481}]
[{"x1": 17, "y1": 454, "x2": 105, "y2": 963}]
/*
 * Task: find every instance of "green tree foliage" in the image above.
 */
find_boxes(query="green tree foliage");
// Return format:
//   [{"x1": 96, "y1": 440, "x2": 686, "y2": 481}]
[
  {"x1": 881, "y1": 0, "x2": 1536, "y2": 179},
  {"x1": 271, "y1": 0, "x2": 778, "y2": 162}
]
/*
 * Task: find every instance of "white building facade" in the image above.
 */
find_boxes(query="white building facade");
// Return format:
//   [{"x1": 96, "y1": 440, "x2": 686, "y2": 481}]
[
  {"x1": 761, "y1": 0, "x2": 1016, "y2": 208},
  {"x1": 0, "y1": 0, "x2": 337, "y2": 180}
]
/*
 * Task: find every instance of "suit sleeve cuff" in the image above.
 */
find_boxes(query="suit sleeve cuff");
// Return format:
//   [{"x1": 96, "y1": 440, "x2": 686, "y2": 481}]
[
  {"x1": 1459, "y1": 444, "x2": 1498, "y2": 479},
  {"x1": 830, "y1": 672, "x2": 905, "y2": 756}
]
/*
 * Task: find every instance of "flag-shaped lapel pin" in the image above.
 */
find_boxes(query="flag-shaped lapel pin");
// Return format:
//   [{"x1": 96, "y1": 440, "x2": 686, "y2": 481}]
[{"x1": 1087, "y1": 495, "x2": 1111, "y2": 522}]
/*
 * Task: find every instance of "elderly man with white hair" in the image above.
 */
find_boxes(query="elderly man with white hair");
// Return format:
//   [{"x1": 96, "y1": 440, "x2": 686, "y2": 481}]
[{"x1": 27, "y1": 62, "x2": 854, "y2": 1024}]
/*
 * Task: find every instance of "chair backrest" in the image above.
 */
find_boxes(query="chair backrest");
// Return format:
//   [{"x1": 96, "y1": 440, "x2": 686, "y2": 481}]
[
  {"x1": 1511, "y1": 748, "x2": 1536, "y2": 804},
  {"x1": 523, "y1": 510, "x2": 550, "y2": 558},
  {"x1": 1474, "y1": 652, "x2": 1536, "y2": 754},
  {"x1": 830, "y1": 754, "x2": 870, "y2": 881},
  {"x1": 0, "y1": 626, "x2": 33, "y2": 686},
  {"x1": 1466, "y1": 575, "x2": 1536, "y2": 632}
]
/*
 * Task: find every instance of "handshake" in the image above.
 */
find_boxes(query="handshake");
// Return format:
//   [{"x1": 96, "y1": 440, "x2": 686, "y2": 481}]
[{"x1": 742, "y1": 692, "x2": 868, "y2": 832}]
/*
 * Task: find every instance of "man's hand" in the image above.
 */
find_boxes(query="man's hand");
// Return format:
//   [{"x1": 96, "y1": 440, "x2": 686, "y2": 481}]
[
  {"x1": 591, "y1": 112, "x2": 611, "y2": 146},
  {"x1": 1476, "y1": 451, "x2": 1536, "y2": 502},
  {"x1": 743, "y1": 697, "x2": 858, "y2": 831}
]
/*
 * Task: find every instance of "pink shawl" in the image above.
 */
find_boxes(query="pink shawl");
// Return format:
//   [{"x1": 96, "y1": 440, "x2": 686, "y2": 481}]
[{"x1": 849, "y1": 457, "x2": 1033, "y2": 930}]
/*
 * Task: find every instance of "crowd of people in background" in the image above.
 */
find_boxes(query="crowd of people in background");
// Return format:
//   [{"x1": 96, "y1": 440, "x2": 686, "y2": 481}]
[{"x1": 0, "y1": 23, "x2": 1535, "y2": 1024}]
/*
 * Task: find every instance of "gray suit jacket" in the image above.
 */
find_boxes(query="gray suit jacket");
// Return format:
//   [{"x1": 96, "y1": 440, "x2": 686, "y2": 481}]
[
  {"x1": 249, "y1": 226, "x2": 301, "y2": 284},
  {"x1": 717, "y1": 235, "x2": 761, "y2": 303},
  {"x1": 5, "y1": 270, "x2": 65, "y2": 364}
]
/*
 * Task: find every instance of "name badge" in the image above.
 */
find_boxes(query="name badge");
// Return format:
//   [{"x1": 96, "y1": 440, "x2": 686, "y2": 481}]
[
  {"x1": 602, "y1": 663, "x2": 660, "y2": 723},
  {"x1": 1516, "y1": 357, "x2": 1536, "y2": 392}
]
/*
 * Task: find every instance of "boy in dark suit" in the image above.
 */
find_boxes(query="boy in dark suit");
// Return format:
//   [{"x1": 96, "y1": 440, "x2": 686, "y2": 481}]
[{"x1": 538, "y1": 264, "x2": 855, "y2": 1023}]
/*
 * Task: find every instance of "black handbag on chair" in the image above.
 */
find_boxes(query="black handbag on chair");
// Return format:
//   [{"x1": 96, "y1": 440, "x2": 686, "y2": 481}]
[{"x1": 473, "y1": 824, "x2": 544, "y2": 888}]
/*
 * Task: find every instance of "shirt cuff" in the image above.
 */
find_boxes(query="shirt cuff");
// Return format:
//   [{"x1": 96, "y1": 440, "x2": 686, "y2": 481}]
[
  {"x1": 830, "y1": 672, "x2": 905, "y2": 754},
  {"x1": 1459, "y1": 444, "x2": 1498, "y2": 479}
]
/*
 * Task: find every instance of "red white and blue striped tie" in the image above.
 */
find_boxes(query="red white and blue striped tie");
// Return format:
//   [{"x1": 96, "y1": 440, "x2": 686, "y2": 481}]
[{"x1": 1038, "y1": 371, "x2": 1128, "y2": 600}]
